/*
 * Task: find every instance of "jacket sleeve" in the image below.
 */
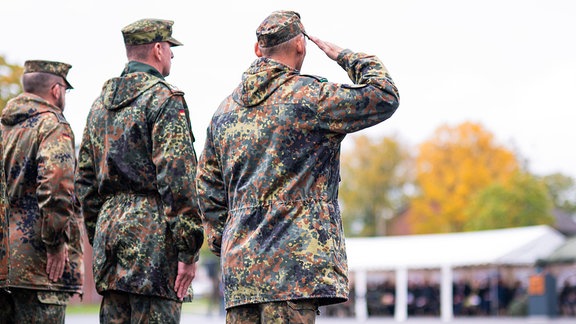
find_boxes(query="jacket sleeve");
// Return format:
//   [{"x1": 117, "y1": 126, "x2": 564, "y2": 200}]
[
  {"x1": 75, "y1": 120, "x2": 103, "y2": 245},
  {"x1": 195, "y1": 122, "x2": 227, "y2": 257},
  {"x1": 151, "y1": 94, "x2": 204, "y2": 264},
  {"x1": 36, "y1": 115, "x2": 75, "y2": 253},
  {"x1": 315, "y1": 49, "x2": 400, "y2": 133}
]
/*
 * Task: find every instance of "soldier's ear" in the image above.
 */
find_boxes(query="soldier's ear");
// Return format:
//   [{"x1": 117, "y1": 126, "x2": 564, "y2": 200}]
[
  {"x1": 296, "y1": 35, "x2": 306, "y2": 54},
  {"x1": 254, "y1": 42, "x2": 263, "y2": 58},
  {"x1": 153, "y1": 42, "x2": 163, "y2": 61},
  {"x1": 50, "y1": 83, "x2": 61, "y2": 101}
]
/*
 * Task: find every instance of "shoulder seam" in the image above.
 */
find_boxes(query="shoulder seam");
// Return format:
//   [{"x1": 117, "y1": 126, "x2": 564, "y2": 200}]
[
  {"x1": 38, "y1": 110, "x2": 69, "y2": 125},
  {"x1": 157, "y1": 80, "x2": 184, "y2": 95},
  {"x1": 300, "y1": 74, "x2": 328, "y2": 83}
]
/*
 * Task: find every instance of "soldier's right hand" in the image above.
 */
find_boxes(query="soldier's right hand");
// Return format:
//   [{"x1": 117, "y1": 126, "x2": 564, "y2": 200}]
[
  {"x1": 47, "y1": 243, "x2": 69, "y2": 282},
  {"x1": 175, "y1": 261, "x2": 197, "y2": 300},
  {"x1": 309, "y1": 35, "x2": 344, "y2": 61}
]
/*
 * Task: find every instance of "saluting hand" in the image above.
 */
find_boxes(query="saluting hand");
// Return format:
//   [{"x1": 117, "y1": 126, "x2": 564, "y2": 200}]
[
  {"x1": 175, "y1": 261, "x2": 197, "y2": 300},
  {"x1": 308, "y1": 35, "x2": 344, "y2": 61}
]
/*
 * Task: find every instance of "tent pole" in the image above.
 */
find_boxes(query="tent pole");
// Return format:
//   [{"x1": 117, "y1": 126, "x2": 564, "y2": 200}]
[
  {"x1": 354, "y1": 269, "x2": 368, "y2": 322},
  {"x1": 441, "y1": 264, "x2": 454, "y2": 322},
  {"x1": 395, "y1": 267, "x2": 408, "y2": 322}
]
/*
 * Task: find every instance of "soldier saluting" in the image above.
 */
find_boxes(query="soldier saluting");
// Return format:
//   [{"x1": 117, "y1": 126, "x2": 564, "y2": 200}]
[{"x1": 196, "y1": 10, "x2": 400, "y2": 323}]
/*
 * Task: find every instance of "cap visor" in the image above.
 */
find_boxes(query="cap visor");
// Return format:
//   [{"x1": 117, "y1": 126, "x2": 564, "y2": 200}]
[{"x1": 167, "y1": 37, "x2": 183, "y2": 47}]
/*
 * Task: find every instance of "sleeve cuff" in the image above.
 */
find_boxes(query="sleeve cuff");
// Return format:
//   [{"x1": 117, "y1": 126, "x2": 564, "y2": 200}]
[
  {"x1": 45, "y1": 243, "x2": 66, "y2": 254},
  {"x1": 336, "y1": 49, "x2": 353, "y2": 66},
  {"x1": 178, "y1": 251, "x2": 199, "y2": 264}
]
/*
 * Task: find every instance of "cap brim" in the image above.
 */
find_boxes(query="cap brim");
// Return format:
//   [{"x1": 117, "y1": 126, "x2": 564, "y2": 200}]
[
  {"x1": 64, "y1": 78, "x2": 73, "y2": 90},
  {"x1": 167, "y1": 37, "x2": 183, "y2": 47}
]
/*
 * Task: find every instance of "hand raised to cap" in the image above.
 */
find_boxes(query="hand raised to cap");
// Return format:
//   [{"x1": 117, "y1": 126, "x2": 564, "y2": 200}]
[{"x1": 308, "y1": 35, "x2": 344, "y2": 61}]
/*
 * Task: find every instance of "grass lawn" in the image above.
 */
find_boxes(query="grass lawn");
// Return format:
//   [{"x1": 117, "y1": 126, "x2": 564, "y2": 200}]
[
  {"x1": 66, "y1": 296, "x2": 216, "y2": 315},
  {"x1": 66, "y1": 303, "x2": 100, "y2": 314}
]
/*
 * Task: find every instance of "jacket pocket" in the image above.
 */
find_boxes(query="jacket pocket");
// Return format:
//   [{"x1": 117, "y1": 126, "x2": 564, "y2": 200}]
[
  {"x1": 287, "y1": 299, "x2": 318, "y2": 311},
  {"x1": 37, "y1": 291, "x2": 71, "y2": 305}
]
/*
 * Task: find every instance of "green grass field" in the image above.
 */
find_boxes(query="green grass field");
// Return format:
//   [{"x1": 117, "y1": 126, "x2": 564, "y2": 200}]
[{"x1": 66, "y1": 296, "x2": 218, "y2": 315}]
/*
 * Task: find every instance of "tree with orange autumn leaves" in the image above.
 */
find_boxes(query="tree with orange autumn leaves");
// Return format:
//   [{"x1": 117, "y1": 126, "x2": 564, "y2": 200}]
[
  {"x1": 339, "y1": 121, "x2": 560, "y2": 236},
  {"x1": 408, "y1": 122, "x2": 525, "y2": 233}
]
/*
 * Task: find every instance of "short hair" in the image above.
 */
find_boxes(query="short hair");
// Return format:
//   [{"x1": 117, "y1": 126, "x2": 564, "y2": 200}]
[
  {"x1": 125, "y1": 42, "x2": 157, "y2": 61},
  {"x1": 259, "y1": 34, "x2": 302, "y2": 57},
  {"x1": 22, "y1": 72, "x2": 60, "y2": 95}
]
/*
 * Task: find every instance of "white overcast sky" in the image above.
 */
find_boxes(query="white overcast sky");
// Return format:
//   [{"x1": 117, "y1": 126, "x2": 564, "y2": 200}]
[{"x1": 2, "y1": 0, "x2": 575, "y2": 178}]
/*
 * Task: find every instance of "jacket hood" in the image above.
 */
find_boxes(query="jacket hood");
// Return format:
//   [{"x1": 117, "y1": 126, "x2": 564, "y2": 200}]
[
  {"x1": 232, "y1": 58, "x2": 298, "y2": 107},
  {"x1": 99, "y1": 72, "x2": 160, "y2": 110},
  {"x1": 1, "y1": 93, "x2": 61, "y2": 126}
]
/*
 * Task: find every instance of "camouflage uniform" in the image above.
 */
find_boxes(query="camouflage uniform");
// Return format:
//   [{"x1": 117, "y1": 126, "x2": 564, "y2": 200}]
[
  {"x1": 226, "y1": 300, "x2": 318, "y2": 324},
  {"x1": 196, "y1": 10, "x2": 400, "y2": 315},
  {"x1": 74, "y1": 18, "x2": 203, "y2": 322},
  {"x1": 0, "y1": 60, "x2": 83, "y2": 323},
  {"x1": 99, "y1": 291, "x2": 182, "y2": 323}
]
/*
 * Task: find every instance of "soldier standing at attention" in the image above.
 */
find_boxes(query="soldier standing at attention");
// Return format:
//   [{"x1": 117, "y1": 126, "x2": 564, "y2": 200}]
[
  {"x1": 196, "y1": 10, "x2": 400, "y2": 324},
  {"x1": 0, "y1": 60, "x2": 84, "y2": 323},
  {"x1": 74, "y1": 18, "x2": 203, "y2": 323}
]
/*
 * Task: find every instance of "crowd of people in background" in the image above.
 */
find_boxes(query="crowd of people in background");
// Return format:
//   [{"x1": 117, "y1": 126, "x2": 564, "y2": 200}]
[
  {"x1": 321, "y1": 277, "x2": 576, "y2": 318},
  {"x1": 560, "y1": 280, "x2": 576, "y2": 316}
]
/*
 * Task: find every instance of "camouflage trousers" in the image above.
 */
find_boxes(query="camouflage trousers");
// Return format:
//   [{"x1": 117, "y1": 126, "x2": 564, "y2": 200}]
[
  {"x1": 99, "y1": 291, "x2": 182, "y2": 324},
  {"x1": 226, "y1": 300, "x2": 319, "y2": 324},
  {"x1": 0, "y1": 288, "x2": 71, "y2": 324}
]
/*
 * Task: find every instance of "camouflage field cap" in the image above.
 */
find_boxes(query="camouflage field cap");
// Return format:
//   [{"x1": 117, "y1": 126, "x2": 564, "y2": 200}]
[
  {"x1": 122, "y1": 18, "x2": 183, "y2": 46},
  {"x1": 256, "y1": 10, "x2": 306, "y2": 48},
  {"x1": 24, "y1": 60, "x2": 73, "y2": 89}
]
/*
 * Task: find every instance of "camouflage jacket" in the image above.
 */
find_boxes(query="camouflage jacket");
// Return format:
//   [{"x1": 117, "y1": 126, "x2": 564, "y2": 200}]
[
  {"x1": 0, "y1": 93, "x2": 84, "y2": 294},
  {"x1": 75, "y1": 62, "x2": 204, "y2": 301},
  {"x1": 196, "y1": 50, "x2": 400, "y2": 308}
]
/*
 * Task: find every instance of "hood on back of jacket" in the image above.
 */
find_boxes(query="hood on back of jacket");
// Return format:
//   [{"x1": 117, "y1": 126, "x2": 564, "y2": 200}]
[
  {"x1": 232, "y1": 58, "x2": 298, "y2": 108},
  {"x1": 100, "y1": 72, "x2": 161, "y2": 111},
  {"x1": 1, "y1": 93, "x2": 61, "y2": 126}
]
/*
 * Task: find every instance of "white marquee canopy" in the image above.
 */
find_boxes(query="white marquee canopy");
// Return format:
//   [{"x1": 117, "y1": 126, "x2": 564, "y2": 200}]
[
  {"x1": 344, "y1": 225, "x2": 566, "y2": 322},
  {"x1": 346, "y1": 225, "x2": 565, "y2": 271}
]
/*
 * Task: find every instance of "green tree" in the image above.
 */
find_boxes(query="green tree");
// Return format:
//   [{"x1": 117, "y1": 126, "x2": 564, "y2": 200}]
[
  {"x1": 542, "y1": 173, "x2": 576, "y2": 215},
  {"x1": 339, "y1": 134, "x2": 413, "y2": 236},
  {"x1": 464, "y1": 172, "x2": 554, "y2": 231},
  {"x1": 0, "y1": 55, "x2": 23, "y2": 111},
  {"x1": 409, "y1": 122, "x2": 520, "y2": 233}
]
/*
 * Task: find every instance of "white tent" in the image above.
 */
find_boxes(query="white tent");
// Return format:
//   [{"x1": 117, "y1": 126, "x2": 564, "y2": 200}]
[{"x1": 344, "y1": 225, "x2": 566, "y2": 322}]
